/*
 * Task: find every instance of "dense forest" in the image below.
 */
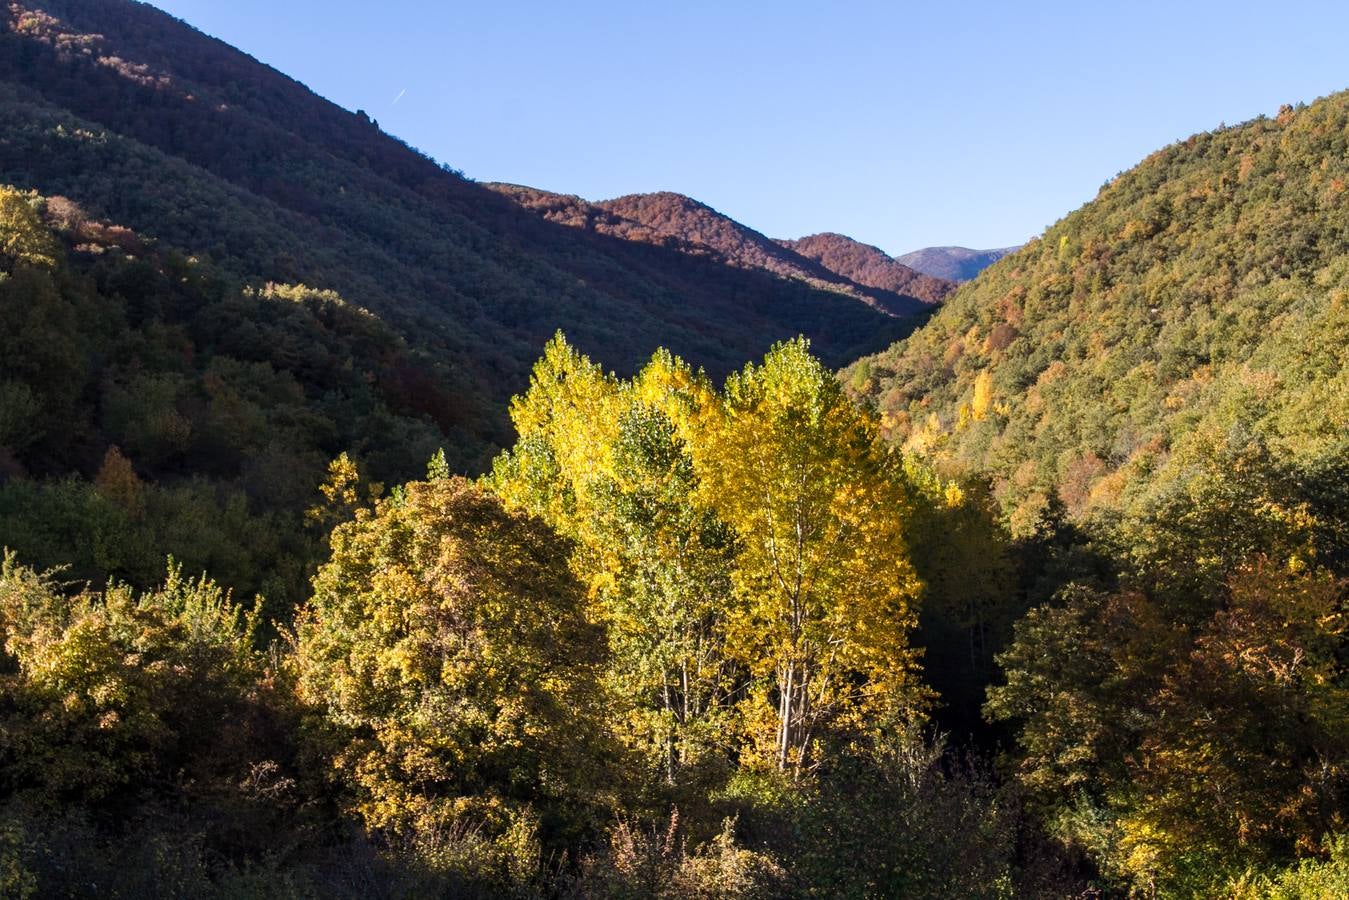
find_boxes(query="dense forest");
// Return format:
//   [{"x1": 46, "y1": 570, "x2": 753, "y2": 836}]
[
  {"x1": 0, "y1": 0, "x2": 925, "y2": 465},
  {"x1": 0, "y1": 188, "x2": 1053, "y2": 892},
  {"x1": 844, "y1": 91, "x2": 1349, "y2": 894},
  {"x1": 0, "y1": 1, "x2": 1347, "y2": 898}
]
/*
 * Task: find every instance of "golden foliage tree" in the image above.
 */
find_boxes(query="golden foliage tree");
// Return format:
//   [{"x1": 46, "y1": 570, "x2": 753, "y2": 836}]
[
  {"x1": 0, "y1": 188, "x2": 59, "y2": 276},
  {"x1": 0, "y1": 554, "x2": 265, "y2": 808},
  {"x1": 491, "y1": 336, "x2": 737, "y2": 784},
  {"x1": 692, "y1": 338, "x2": 927, "y2": 775},
  {"x1": 93, "y1": 445, "x2": 144, "y2": 518},
  {"x1": 492, "y1": 335, "x2": 929, "y2": 781}
]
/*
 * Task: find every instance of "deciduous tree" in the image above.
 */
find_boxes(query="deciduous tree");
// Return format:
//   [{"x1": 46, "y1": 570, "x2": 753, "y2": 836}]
[
  {"x1": 293, "y1": 476, "x2": 614, "y2": 843},
  {"x1": 694, "y1": 338, "x2": 926, "y2": 775}
]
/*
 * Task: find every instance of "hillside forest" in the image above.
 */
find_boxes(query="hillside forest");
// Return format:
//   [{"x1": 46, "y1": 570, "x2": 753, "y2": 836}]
[{"x1": 0, "y1": 2, "x2": 1347, "y2": 899}]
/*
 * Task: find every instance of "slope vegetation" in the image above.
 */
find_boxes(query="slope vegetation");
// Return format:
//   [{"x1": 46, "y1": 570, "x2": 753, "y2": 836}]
[
  {"x1": 782, "y1": 232, "x2": 954, "y2": 303},
  {"x1": 849, "y1": 95, "x2": 1349, "y2": 540},
  {"x1": 0, "y1": 186, "x2": 455, "y2": 609},
  {"x1": 0, "y1": 0, "x2": 915, "y2": 457},
  {"x1": 491, "y1": 185, "x2": 944, "y2": 316}
]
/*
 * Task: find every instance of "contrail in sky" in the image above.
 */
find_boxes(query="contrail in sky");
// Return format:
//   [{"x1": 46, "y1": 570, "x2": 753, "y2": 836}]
[{"x1": 392, "y1": 89, "x2": 407, "y2": 105}]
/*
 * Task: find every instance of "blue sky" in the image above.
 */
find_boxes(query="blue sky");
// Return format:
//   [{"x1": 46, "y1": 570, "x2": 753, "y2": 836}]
[{"x1": 143, "y1": 0, "x2": 1349, "y2": 255}]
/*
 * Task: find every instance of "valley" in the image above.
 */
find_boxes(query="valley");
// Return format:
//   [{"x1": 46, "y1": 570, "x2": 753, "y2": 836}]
[{"x1": 0, "y1": 2, "x2": 1345, "y2": 898}]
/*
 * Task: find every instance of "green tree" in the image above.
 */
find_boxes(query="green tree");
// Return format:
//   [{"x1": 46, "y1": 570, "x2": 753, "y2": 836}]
[
  {"x1": 0, "y1": 554, "x2": 273, "y2": 811},
  {"x1": 987, "y1": 562, "x2": 1349, "y2": 894},
  {"x1": 1116, "y1": 562, "x2": 1349, "y2": 888},
  {"x1": 293, "y1": 476, "x2": 615, "y2": 845},
  {"x1": 426, "y1": 447, "x2": 451, "y2": 480}
]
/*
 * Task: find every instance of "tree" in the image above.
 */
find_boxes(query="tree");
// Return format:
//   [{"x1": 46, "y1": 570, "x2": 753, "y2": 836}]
[
  {"x1": 293, "y1": 476, "x2": 614, "y2": 843},
  {"x1": 0, "y1": 188, "x2": 59, "y2": 276},
  {"x1": 693, "y1": 338, "x2": 926, "y2": 775},
  {"x1": 987, "y1": 562, "x2": 1349, "y2": 894},
  {"x1": 93, "y1": 446, "x2": 144, "y2": 518},
  {"x1": 425, "y1": 447, "x2": 450, "y2": 481},
  {"x1": 969, "y1": 369, "x2": 993, "y2": 421},
  {"x1": 304, "y1": 452, "x2": 381, "y2": 535},
  {"x1": 0, "y1": 554, "x2": 273, "y2": 811},
  {"x1": 490, "y1": 336, "x2": 738, "y2": 786},
  {"x1": 985, "y1": 585, "x2": 1179, "y2": 802},
  {"x1": 1117, "y1": 561, "x2": 1348, "y2": 887}
]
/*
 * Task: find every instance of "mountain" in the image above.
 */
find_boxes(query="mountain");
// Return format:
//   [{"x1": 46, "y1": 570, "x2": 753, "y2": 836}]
[
  {"x1": 780, "y1": 232, "x2": 954, "y2": 304},
  {"x1": 3, "y1": 5, "x2": 1348, "y2": 895},
  {"x1": 0, "y1": 0, "x2": 943, "y2": 610},
  {"x1": 848, "y1": 95, "x2": 1349, "y2": 541},
  {"x1": 489, "y1": 185, "x2": 946, "y2": 316},
  {"x1": 895, "y1": 245, "x2": 1017, "y2": 281},
  {"x1": 0, "y1": 0, "x2": 921, "y2": 465},
  {"x1": 861, "y1": 96, "x2": 1349, "y2": 896}
]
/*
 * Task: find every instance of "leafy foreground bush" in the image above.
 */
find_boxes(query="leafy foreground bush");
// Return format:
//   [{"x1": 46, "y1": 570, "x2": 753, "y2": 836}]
[
  {"x1": 565, "y1": 814, "x2": 785, "y2": 899},
  {"x1": 1227, "y1": 834, "x2": 1349, "y2": 899},
  {"x1": 0, "y1": 532, "x2": 1065, "y2": 898}
]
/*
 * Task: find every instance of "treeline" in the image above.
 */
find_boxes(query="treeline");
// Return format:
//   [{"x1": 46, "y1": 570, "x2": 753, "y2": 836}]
[
  {"x1": 5, "y1": 330, "x2": 1345, "y2": 897},
  {"x1": 1, "y1": 326, "x2": 1065, "y2": 897},
  {"x1": 0, "y1": 186, "x2": 465, "y2": 614}
]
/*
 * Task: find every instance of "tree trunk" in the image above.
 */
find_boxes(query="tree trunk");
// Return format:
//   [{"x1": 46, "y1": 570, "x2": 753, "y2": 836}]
[{"x1": 777, "y1": 663, "x2": 795, "y2": 772}]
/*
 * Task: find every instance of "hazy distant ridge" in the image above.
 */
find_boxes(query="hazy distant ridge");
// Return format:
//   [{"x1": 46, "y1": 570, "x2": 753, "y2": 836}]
[{"x1": 896, "y1": 245, "x2": 1019, "y2": 281}]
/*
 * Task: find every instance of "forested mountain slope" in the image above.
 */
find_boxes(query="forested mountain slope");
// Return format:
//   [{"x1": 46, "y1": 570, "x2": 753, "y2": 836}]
[
  {"x1": 2, "y1": 3, "x2": 1348, "y2": 890},
  {"x1": 895, "y1": 245, "x2": 1017, "y2": 281},
  {"x1": 840, "y1": 93, "x2": 1349, "y2": 896},
  {"x1": 781, "y1": 232, "x2": 954, "y2": 304},
  {"x1": 489, "y1": 184, "x2": 948, "y2": 315},
  {"x1": 0, "y1": 186, "x2": 456, "y2": 611},
  {"x1": 849, "y1": 94, "x2": 1349, "y2": 540},
  {"x1": 0, "y1": 0, "x2": 916, "y2": 460},
  {"x1": 0, "y1": 0, "x2": 931, "y2": 617}
]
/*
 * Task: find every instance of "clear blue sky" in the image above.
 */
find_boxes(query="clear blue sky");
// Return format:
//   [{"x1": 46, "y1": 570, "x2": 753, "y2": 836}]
[{"x1": 142, "y1": 0, "x2": 1349, "y2": 255}]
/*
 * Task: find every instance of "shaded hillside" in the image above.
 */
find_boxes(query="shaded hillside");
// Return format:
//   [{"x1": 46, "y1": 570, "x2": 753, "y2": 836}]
[
  {"x1": 781, "y1": 232, "x2": 954, "y2": 304},
  {"x1": 848, "y1": 95, "x2": 1349, "y2": 541},
  {"x1": 896, "y1": 245, "x2": 1017, "y2": 281},
  {"x1": 0, "y1": 0, "x2": 916, "y2": 461},
  {"x1": 490, "y1": 184, "x2": 934, "y2": 316},
  {"x1": 0, "y1": 186, "x2": 458, "y2": 610}
]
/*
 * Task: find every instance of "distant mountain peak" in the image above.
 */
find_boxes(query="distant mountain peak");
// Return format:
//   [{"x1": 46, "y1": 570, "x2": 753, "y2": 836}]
[
  {"x1": 781, "y1": 233, "x2": 955, "y2": 305},
  {"x1": 490, "y1": 186, "x2": 954, "y2": 317},
  {"x1": 895, "y1": 245, "x2": 1018, "y2": 281},
  {"x1": 602, "y1": 190, "x2": 715, "y2": 211}
]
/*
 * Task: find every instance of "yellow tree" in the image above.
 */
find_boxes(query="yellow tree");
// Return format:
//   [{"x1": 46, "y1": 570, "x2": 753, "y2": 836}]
[
  {"x1": 694, "y1": 338, "x2": 926, "y2": 775},
  {"x1": 491, "y1": 336, "x2": 739, "y2": 784},
  {"x1": 93, "y1": 445, "x2": 145, "y2": 518},
  {"x1": 970, "y1": 369, "x2": 994, "y2": 421},
  {"x1": 0, "y1": 187, "x2": 60, "y2": 276}
]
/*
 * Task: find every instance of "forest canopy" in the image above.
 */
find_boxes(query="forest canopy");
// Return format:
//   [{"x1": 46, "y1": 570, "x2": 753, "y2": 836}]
[{"x1": 1, "y1": 2, "x2": 1348, "y2": 895}]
